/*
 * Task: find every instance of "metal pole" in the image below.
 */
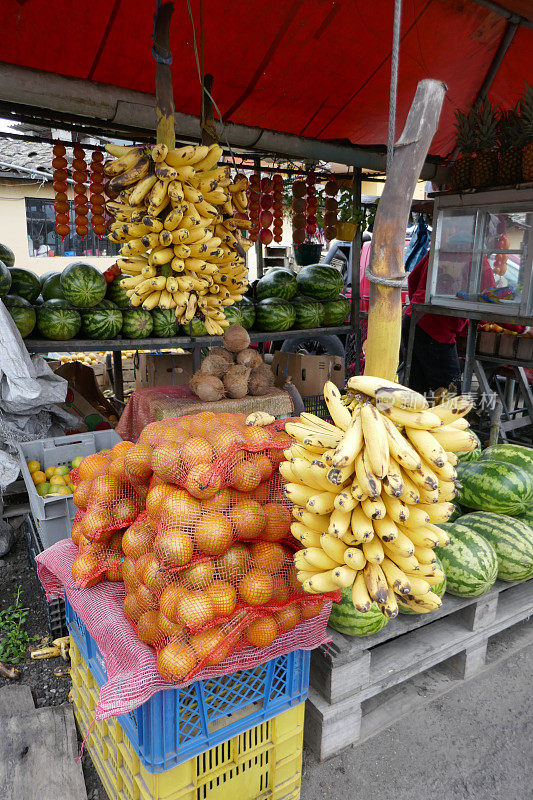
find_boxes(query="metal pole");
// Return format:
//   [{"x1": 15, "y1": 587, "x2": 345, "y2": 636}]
[
  {"x1": 387, "y1": 0, "x2": 403, "y2": 174},
  {"x1": 463, "y1": 319, "x2": 477, "y2": 393},
  {"x1": 350, "y1": 168, "x2": 363, "y2": 375},
  {"x1": 254, "y1": 156, "x2": 264, "y2": 278},
  {"x1": 112, "y1": 350, "x2": 124, "y2": 402},
  {"x1": 404, "y1": 310, "x2": 418, "y2": 385}
]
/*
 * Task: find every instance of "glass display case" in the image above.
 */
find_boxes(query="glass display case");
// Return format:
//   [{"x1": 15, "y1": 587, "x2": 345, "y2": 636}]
[{"x1": 426, "y1": 187, "x2": 533, "y2": 317}]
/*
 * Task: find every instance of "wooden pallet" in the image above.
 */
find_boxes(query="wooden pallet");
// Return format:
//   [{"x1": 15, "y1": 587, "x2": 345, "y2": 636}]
[{"x1": 305, "y1": 579, "x2": 533, "y2": 760}]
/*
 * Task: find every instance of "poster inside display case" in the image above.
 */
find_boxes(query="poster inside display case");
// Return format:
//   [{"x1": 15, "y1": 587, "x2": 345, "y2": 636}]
[{"x1": 426, "y1": 188, "x2": 533, "y2": 317}]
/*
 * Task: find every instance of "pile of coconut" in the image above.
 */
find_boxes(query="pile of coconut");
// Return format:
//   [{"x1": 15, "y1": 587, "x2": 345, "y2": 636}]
[{"x1": 189, "y1": 325, "x2": 276, "y2": 402}]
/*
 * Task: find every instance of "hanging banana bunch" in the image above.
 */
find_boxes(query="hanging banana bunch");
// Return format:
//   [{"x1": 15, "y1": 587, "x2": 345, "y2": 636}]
[
  {"x1": 104, "y1": 142, "x2": 253, "y2": 334},
  {"x1": 283, "y1": 379, "x2": 478, "y2": 617}
]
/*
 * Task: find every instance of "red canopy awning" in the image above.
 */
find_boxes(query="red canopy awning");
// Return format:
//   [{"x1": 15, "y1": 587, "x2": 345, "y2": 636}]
[{"x1": 2, "y1": 0, "x2": 532, "y2": 158}]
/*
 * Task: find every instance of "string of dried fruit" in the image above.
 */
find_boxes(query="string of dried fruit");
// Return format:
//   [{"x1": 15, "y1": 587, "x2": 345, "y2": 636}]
[
  {"x1": 324, "y1": 176, "x2": 339, "y2": 242},
  {"x1": 493, "y1": 233, "x2": 509, "y2": 276},
  {"x1": 272, "y1": 173, "x2": 283, "y2": 243},
  {"x1": 72, "y1": 144, "x2": 89, "y2": 239},
  {"x1": 292, "y1": 178, "x2": 307, "y2": 245},
  {"x1": 89, "y1": 149, "x2": 107, "y2": 237},
  {"x1": 258, "y1": 175, "x2": 273, "y2": 246},
  {"x1": 306, "y1": 172, "x2": 317, "y2": 238},
  {"x1": 248, "y1": 170, "x2": 260, "y2": 243},
  {"x1": 52, "y1": 142, "x2": 70, "y2": 239}
]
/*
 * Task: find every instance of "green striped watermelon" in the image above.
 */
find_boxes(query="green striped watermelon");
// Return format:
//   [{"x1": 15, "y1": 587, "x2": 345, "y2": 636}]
[
  {"x1": 37, "y1": 299, "x2": 81, "y2": 340},
  {"x1": 398, "y1": 554, "x2": 446, "y2": 614},
  {"x1": 222, "y1": 305, "x2": 243, "y2": 327},
  {"x1": 328, "y1": 591, "x2": 388, "y2": 636},
  {"x1": 256, "y1": 269, "x2": 297, "y2": 301},
  {"x1": 296, "y1": 265, "x2": 343, "y2": 301},
  {"x1": 255, "y1": 298, "x2": 296, "y2": 331},
  {"x1": 234, "y1": 297, "x2": 255, "y2": 330},
  {"x1": 436, "y1": 521, "x2": 498, "y2": 597},
  {"x1": 292, "y1": 297, "x2": 324, "y2": 329},
  {"x1": 321, "y1": 296, "x2": 350, "y2": 326},
  {"x1": 456, "y1": 431, "x2": 481, "y2": 462},
  {"x1": 459, "y1": 511, "x2": 533, "y2": 582},
  {"x1": 478, "y1": 444, "x2": 533, "y2": 474},
  {"x1": 60, "y1": 262, "x2": 107, "y2": 308},
  {"x1": 456, "y1": 461, "x2": 533, "y2": 516},
  {"x1": 518, "y1": 506, "x2": 533, "y2": 528},
  {"x1": 0, "y1": 261, "x2": 12, "y2": 297},
  {"x1": 106, "y1": 276, "x2": 131, "y2": 309},
  {"x1": 4, "y1": 295, "x2": 36, "y2": 337},
  {"x1": 182, "y1": 317, "x2": 207, "y2": 336},
  {"x1": 41, "y1": 273, "x2": 64, "y2": 301},
  {"x1": 9, "y1": 268, "x2": 41, "y2": 303},
  {"x1": 0, "y1": 243, "x2": 15, "y2": 268},
  {"x1": 81, "y1": 300, "x2": 123, "y2": 339},
  {"x1": 122, "y1": 308, "x2": 153, "y2": 339},
  {"x1": 152, "y1": 308, "x2": 178, "y2": 337}
]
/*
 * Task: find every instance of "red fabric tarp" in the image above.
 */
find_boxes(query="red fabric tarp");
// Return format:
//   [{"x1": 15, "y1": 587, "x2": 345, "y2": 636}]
[{"x1": 2, "y1": 0, "x2": 533, "y2": 158}]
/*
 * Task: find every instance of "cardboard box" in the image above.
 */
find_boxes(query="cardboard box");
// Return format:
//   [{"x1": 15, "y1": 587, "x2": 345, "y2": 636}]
[
  {"x1": 135, "y1": 353, "x2": 195, "y2": 389},
  {"x1": 54, "y1": 362, "x2": 119, "y2": 431},
  {"x1": 271, "y1": 352, "x2": 344, "y2": 397}
]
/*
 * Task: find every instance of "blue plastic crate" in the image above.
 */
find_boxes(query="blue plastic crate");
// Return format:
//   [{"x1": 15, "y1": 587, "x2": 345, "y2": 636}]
[{"x1": 65, "y1": 596, "x2": 310, "y2": 773}]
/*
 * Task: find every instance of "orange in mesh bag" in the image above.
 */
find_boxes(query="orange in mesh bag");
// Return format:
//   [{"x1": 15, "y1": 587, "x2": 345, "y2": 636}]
[{"x1": 71, "y1": 509, "x2": 125, "y2": 587}]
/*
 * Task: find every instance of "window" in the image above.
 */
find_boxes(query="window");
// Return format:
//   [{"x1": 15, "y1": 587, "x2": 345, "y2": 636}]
[{"x1": 25, "y1": 198, "x2": 120, "y2": 258}]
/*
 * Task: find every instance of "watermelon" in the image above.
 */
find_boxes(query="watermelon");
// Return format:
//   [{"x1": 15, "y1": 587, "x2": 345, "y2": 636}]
[
  {"x1": 518, "y1": 506, "x2": 533, "y2": 528},
  {"x1": 122, "y1": 308, "x2": 154, "y2": 339},
  {"x1": 292, "y1": 297, "x2": 324, "y2": 329},
  {"x1": 0, "y1": 243, "x2": 15, "y2": 268},
  {"x1": 456, "y1": 431, "x2": 481, "y2": 462},
  {"x1": 256, "y1": 269, "x2": 298, "y2": 301},
  {"x1": 41, "y1": 272, "x2": 64, "y2": 301},
  {"x1": 106, "y1": 276, "x2": 131, "y2": 309},
  {"x1": 435, "y1": 521, "x2": 498, "y2": 597},
  {"x1": 456, "y1": 461, "x2": 533, "y2": 516},
  {"x1": 222, "y1": 305, "x2": 243, "y2": 327},
  {"x1": 152, "y1": 308, "x2": 178, "y2": 337},
  {"x1": 398, "y1": 554, "x2": 446, "y2": 614},
  {"x1": 81, "y1": 300, "x2": 123, "y2": 339},
  {"x1": 477, "y1": 443, "x2": 533, "y2": 474},
  {"x1": 458, "y1": 511, "x2": 533, "y2": 582},
  {"x1": 234, "y1": 297, "x2": 255, "y2": 330},
  {"x1": 448, "y1": 503, "x2": 462, "y2": 522},
  {"x1": 321, "y1": 295, "x2": 351, "y2": 326},
  {"x1": 0, "y1": 261, "x2": 12, "y2": 297},
  {"x1": 328, "y1": 591, "x2": 388, "y2": 636},
  {"x1": 182, "y1": 317, "x2": 207, "y2": 336},
  {"x1": 60, "y1": 261, "x2": 107, "y2": 308},
  {"x1": 296, "y1": 265, "x2": 343, "y2": 301},
  {"x1": 3, "y1": 295, "x2": 36, "y2": 338},
  {"x1": 8, "y1": 268, "x2": 41, "y2": 303},
  {"x1": 255, "y1": 298, "x2": 296, "y2": 331},
  {"x1": 37, "y1": 299, "x2": 81, "y2": 340}
]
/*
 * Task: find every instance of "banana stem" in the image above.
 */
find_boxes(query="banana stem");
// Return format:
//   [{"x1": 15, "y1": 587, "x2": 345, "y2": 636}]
[
  {"x1": 364, "y1": 80, "x2": 446, "y2": 381},
  {"x1": 153, "y1": 2, "x2": 176, "y2": 150}
]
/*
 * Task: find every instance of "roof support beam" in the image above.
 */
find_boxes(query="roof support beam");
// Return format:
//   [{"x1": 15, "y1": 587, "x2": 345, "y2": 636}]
[
  {"x1": 474, "y1": 15, "x2": 521, "y2": 106},
  {"x1": 0, "y1": 62, "x2": 449, "y2": 183},
  {"x1": 468, "y1": 0, "x2": 532, "y2": 28}
]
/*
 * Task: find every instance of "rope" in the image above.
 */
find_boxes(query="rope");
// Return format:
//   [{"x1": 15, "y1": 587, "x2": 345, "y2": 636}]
[
  {"x1": 387, "y1": 0, "x2": 402, "y2": 173},
  {"x1": 364, "y1": 264, "x2": 405, "y2": 287}
]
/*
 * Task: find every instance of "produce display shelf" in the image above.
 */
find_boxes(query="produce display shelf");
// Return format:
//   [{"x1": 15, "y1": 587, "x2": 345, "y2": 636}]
[
  {"x1": 70, "y1": 639, "x2": 304, "y2": 800},
  {"x1": 23, "y1": 325, "x2": 353, "y2": 354},
  {"x1": 23, "y1": 515, "x2": 68, "y2": 639},
  {"x1": 306, "y1": 578, "x2": 533, "y2": 760}
]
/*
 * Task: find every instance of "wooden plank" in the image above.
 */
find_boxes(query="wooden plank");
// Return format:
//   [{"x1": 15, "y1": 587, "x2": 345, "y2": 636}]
[
  {"x1": 0, "y1": 705, "x2": 87, "y2": 800},
  {"x1": 0, "y1": 684, "x2": 35, "y2": 716}
]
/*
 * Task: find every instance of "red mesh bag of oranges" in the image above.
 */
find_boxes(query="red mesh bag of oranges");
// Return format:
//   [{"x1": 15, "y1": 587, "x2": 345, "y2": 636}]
[{"x1": 118, "y1": 413, "x2": 337, "y2": 684}]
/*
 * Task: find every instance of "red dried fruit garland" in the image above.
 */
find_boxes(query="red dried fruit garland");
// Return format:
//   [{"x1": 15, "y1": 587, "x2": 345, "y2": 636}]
[
  {"x1": 72, "y1": 144, "x2": 89, "y2": 238},
  {"x1": 90, "y1": 150, "x2": 107, "y2": 237},
  {"x1": 324, "y1": 177, "x2": 339, "y2": 242},
  {"x1": 52, "y1": 142, "x2": 70, "y2": 239}
]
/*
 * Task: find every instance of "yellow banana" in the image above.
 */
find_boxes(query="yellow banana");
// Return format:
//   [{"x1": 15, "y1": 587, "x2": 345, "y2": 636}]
[
  {"x1": 418, "y1": 485, "x2": 440, "y2": 504},
  {"x1": 381, "y1": 493, "x2": 409, "y2": 524},
  {"x1": 401, "y1": 524, "x2": 440, "y2": 548},
  {"x1": 384, "y1": 529, "x2": 415, "y2": 557},
  {"x1": 343, "y1": 547, "x2": 366, "y2": 570},
  {"x1": 331, "y1": 408, "x2": 363, "y2": 468},
  {"x1": 402, "y1": 505, "x2": 431, "y2": 529},
  {"x1": 142, "y1": 290, "x2": 161, "y2": 310},
  {"x1": 350, "y1": 506, "x2": 374, "y2": 542},
  {"x1": 438, "y1": 481, "x2": 457, "y2": 502},
  {"x1": 194, "y1": 144, "x2": 223, "y2": 172},
  {"x1": 397, "y1": 593, "x2": 441, "y2": 613},
  {"x1": 382, "y1": 546, "x2": 420, "y2": 573},
  {"x1": 334, "y1": 490, "x2": 357, "y2": 512},
  {"x1": 326, "y1": 464, "x2": 354, "y2": 487},
  {"x1": 103, "y1": 145, "x2": 146, "y2": 176},
  {"x1": 292, "y1": 507, "x2": 330, "y2": 533},
  {"x1": 411, "y1": 568, "x2": 445, "y2": 586},
  {"x1": 311, "y1": 462, "x2": 345, "y2": 493},
  {"x1": 361, "y1": 402, "x2": 390, "y2": 478},
  {"x1": 417, "y1": 502, "x2": 455, "y2": 524},
  {"x1": 320, "y1": 534, "x2": 348, "y2": 563},
  {"x1": 286, "y1": 444, "x2": 315, "y2": 464},
  {"x1": 380, "y1": 416, "x2": 422, "y2": 470},
  {"x1": 361, "y1": 495, "x2": 386, "y2": 520},
  {"x1": 289, "y1": 459, "x2": 328, "y2": 492},
  {"x1": 328, "y1": 507, "x2": 352, "y2": 537},
  {"x1": 408, "y1": 460, "x2": 439, "y2": 491},
  {"x1": 290, "y1": 523, "x2": 322, "y2": 548},
  {"x1": 380, "y1": 403, "x2": 442, "y2": 430},
  {"x1": 120, "y1": 237, "x2": 148, "y2": 257},
  {"x1": 429, "y1": 458, "x2": 457, "y2": 481},
  {"x1": 404, "y1": 573, "x2": 432, "y2": 596},
  {"x1": 346, "y1": 376, "x2": 428, "y2": 409},
  {"x1": 303, "y1": 572, "x2": 339, "y2": 594},
  {"x1": 283, "y1": 483, "x2": 316, "y2": 507},
  {"x1": 330, "y1": 565, "x2": 358, "y2": 589},
  {"x1": 372, "y1": 515, "x2": 399, "y2": 543},
  {"x1": 446, "y1": 451, "x2": 459, "y2": 466},
  {"x1": 141, "y1": 215, "x2": 163, "y2": 233},
  {"x1": 355, "y1": 449, "x2": 381, "y2": 498},
  {"x1": 129, "y1": 174, "x2": 158, "y2": 206},
  {"x1": 279, "y1": 462, "x2": 298, "y2": 484},
  {"x1": 120, "y1": 274, "x2": 146, "y2": 289},
  {"x1": 148, "y1": 247, "x2": 175, "y2": 267},
  {"x1": 381, "y1": 458, "x2": 404, "y2": 498},
  {"x1": 431, "y1": 395, "x2": 473, "y2": 424},
  {"x1": 323, "y1": 381, "x2": 352, "y2": 430},
  {"x1": 108, "y1": 154, "x2": 151, "y2": 190},
  {"x1": 351, "y1": 570, "x2": 372, "y2": 612},
  {"x1": 306, "y1": 491, "x2": 337, "y2": 516},
  {"x1": 378, "y1": 587, "x2": 399, "y2": 619},
  {"x1": 296, "y1": 570, "x2": 315, "y2": 584},
  {"x1": 381, "y1": 558, "x2": 411, "y2": 594},
  {"x1": 362, "y1": 536, "x2": 385, "y2": 564},
  {"x1": 405, "y1": 428, "x2": 447, "y2": 469},
  {"x1": 285, "y1": 422, "x2": 340, "y2": 449},
  {"x1": 363, "y1": 562, "x2": 389, "y2": 604},
  {"x1": 165, "y1": 144, "x2": 207, "y2": 167},
  {"x1": 300, "y1": 412, "x2": 342, "y2": 435},
  {"x1": 431, "y1": 426, "x2": 479, "y2": 452},
  {"x1": 398, "y1": 468, "x2": 420, "y2": 504},
  {"x1": 414, "y1": 545, "x2": 437, "y2": 565}
]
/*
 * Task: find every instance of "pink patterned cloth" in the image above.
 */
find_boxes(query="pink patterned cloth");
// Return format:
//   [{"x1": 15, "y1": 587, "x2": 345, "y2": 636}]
[{"x1": 36, "y1": 539, "x2": 331, "y2": 720}]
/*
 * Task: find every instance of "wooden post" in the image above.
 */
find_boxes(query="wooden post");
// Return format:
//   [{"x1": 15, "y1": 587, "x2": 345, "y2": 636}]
[
  {"x1": 153, "y1": 2, "x2": 175, "y2": 149},
  {"x1": 364, "y1": 80, "x2": 446, "y2": 381},
  {"x1": 201, "y1": 74, "x2": 218, "y2": 145}
]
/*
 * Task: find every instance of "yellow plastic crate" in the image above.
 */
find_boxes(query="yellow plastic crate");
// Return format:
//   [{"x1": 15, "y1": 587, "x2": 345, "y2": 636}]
[{"x1": 70, "y1": 640, "x2": 304, "y2": 800}]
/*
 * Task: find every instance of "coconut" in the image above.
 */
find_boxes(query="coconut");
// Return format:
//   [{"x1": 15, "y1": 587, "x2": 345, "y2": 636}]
[
  {"x1": 236, "y1": 348, "x2": 263, "y2": 370},
  {"x1": 200, "y1": 353, "x2": 231, "y2": 378},
  {"x1": 189, "y1": 372, "x2": 225, "y2": 402},
  {"x1": 224, "y1": 364, "x2": 251, "y2": 399},
  {"x1": 222, "y1": 324, "x2": 250, "y2": 353},
  {"x1": 210, "y1": 346, "x2": 235, "y2": 364},
  {"x1": 248, "y1": 364, "x2": 275, "y2": 396}
]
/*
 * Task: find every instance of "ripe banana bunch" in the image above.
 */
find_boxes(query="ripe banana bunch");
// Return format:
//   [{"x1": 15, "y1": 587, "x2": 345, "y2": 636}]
[
  {"x1": 284, "y1": 378, "x2": 478, "y2": 617},
  {"x1": 104, "y1": 141, "x2": 252, "y2": 333}
]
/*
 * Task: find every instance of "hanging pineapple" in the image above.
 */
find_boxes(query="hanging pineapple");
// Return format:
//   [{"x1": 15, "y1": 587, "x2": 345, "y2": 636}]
[
  {"x1": 450, "y1": 108, "x2": 476, "y2": 191},
  {"x1": 471, "y1": 102, "x2": 499, "y2": 188},
  {"x1": 496, "y1": 107, "x2": 524, "y2": 185},
  {"x1": 519, "y1": 83, "x2": 533, "y2": 182}
]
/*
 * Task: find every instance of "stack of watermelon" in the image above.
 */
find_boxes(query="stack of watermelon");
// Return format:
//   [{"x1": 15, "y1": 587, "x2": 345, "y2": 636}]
[
  {"x1": 251, "y1": 265, "x2": 350, "y2": 332},
  {"x1": 438, "y1": 443, "x2": 533, "y2": 597}
]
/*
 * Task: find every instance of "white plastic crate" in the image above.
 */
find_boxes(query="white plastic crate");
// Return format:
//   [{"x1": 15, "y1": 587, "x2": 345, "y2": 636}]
[{"x1": 18, "y1": 430, "x2": 121, "y2": 548}]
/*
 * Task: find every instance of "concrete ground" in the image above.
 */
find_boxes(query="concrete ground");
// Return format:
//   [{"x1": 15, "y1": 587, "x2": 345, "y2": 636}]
[{"x1": 301, "y1": 634, "x2": 533, "y2": 800}]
